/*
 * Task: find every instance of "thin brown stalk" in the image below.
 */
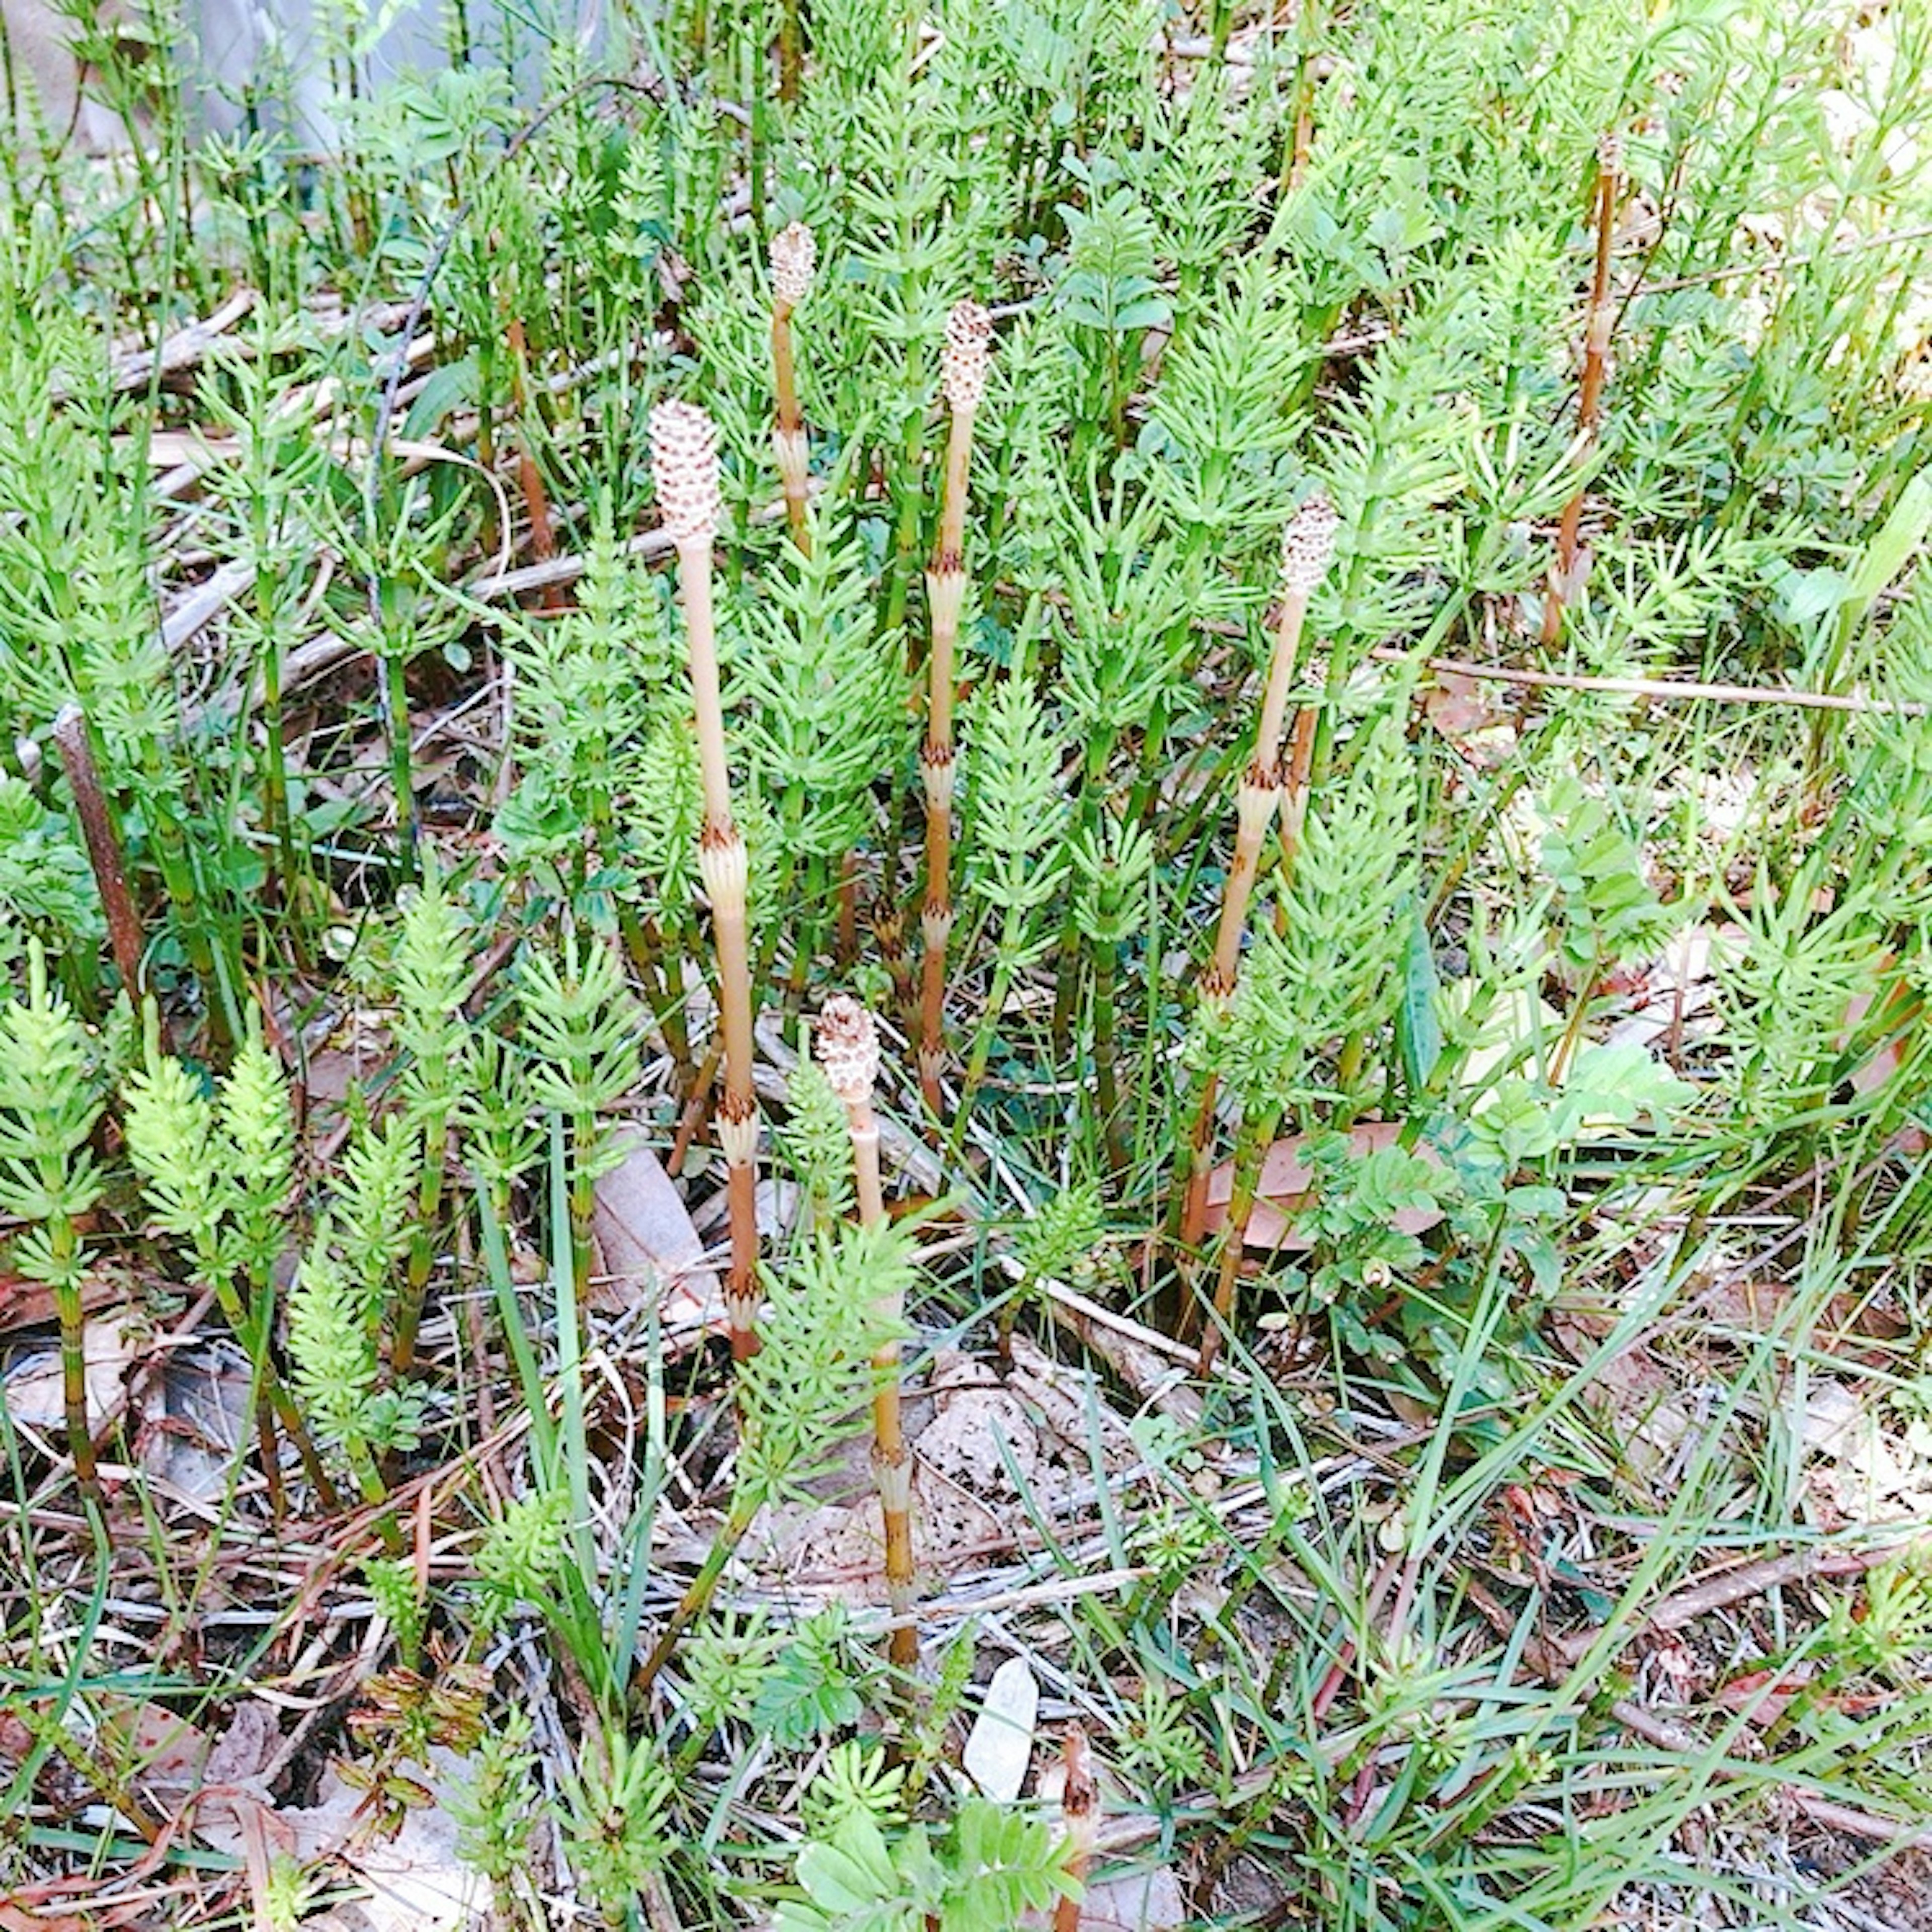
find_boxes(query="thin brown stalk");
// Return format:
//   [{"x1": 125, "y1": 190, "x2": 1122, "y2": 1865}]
[
  {"x1": 52, "y1": 704, "x2": 147, "y2": 1001},
  {"x1": 818, "y1": 995, "x2": 917, "y2": 1671},
  {"x1": 1541, "y1": 131, "x2": 1623, "y2": 648},
  {"x1": 654, "y1": 402, "x2": 762, "y2": 1360},
  {"x1": 916, "y1": 300, "x2": 992, "y2": 1119},
  {"x1": 769, "y1": 223, "x2": 816, "y2": 554}
]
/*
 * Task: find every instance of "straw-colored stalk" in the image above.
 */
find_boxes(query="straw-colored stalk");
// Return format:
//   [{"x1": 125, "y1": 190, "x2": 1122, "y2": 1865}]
[
  {"x1": 917, "y1": 299, "x2": 992, "y2": 1119},
  {"x1": 653, "y1": 401, "x2": 762, "y2": 1359},
  {"x1": 818, "y1": 994, "x2": 917, "y2": 1671},
  {"x1": 1541, "y1": 131, "x2": 1624, "y2": 647},
  {"x1": 1177, "y1": 496, "x2": 1339, "y2": 1262},
  {"x1": 768, "y1": 222, "x2": 817, "y2": 554}
]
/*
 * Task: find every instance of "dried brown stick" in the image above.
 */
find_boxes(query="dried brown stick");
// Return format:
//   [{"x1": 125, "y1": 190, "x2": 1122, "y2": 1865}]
[{"x1": 53, "y1": 704, "x2": 147, "y2": 1000}]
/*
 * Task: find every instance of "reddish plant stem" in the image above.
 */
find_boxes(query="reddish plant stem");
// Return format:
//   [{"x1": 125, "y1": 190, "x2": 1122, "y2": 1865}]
[
  {"x1": 53, "y1": 704, "x2": 146, "y2": 1001},
  {"x1": 1541, "y1": 137, "x2": 1623, "y2": 647}
]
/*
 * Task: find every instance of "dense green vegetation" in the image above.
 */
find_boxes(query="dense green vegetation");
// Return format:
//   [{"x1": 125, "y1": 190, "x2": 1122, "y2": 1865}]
[{"x1": 2, "y1": 0, "x2": 1931, "y2": 1926}]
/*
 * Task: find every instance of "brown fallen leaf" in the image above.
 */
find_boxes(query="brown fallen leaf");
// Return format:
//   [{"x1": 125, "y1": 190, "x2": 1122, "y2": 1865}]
[
  {"x1": 1202, "y1": 1121, "x2": 1445, "y2": 1252},
  {"x1": 0, "y1": 1270, "x2": 127, "y2": 1338},
  {"x1": 1424, "y1": 667, "x2": 1515, "y2": 765},
  {"x1": 590, "y1": 1124, "x2": 723, "y2": 1323},
  {"x1": 1838, "y1": 974, "x2": 1927, "y2": 1153}
]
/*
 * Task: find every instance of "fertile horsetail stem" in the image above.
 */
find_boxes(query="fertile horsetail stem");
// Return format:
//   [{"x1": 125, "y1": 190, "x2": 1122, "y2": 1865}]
[
  {"x1": 653, "y1": 401, "x2": 762, "y2": 1359},
  {"x1": 818, "y1": 994, "x2": 918, "y2": 1670},
  {"x1": 916, "y1": 299, "x2": 992, "y2": 1120},
  {"x1": 769, "y1": 222, "x2": 817, "y2": 553},
  {"x1": 1177, "y1": 494, "x2": 1338, "y2": 1266}
]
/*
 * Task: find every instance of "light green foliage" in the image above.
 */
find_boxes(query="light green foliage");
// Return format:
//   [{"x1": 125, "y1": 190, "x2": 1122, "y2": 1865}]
[
  {"x1": 1538, "y1": 775, "x2": 1681, "y2": 978},
  {"x1": 780, "y1": 1054, "x2": 855, "y2": 1225},
  {"x1": 736, "y1": 528, "x2": 910, "y2": 864},
  {"x1": 1281, "y1": 711, "x2": 1417, "y2": 1039},
  {"x1": 287, "y1": 1227, "x2": 424, "y2": 1468},
  {"x1": 682, "y1": 1611, "x2": 784, "y2": 1736},
  {"x1": 392, "y1": 870, "x2": 475, "y2": 1121},
  {"x1": 774, "y1": 1800, "x2": 1077, "y2": 1932},
  {"x1": 0, "y1": 941, "x2": 105, "y2": 1291},
  {"x1": 516, "y1": 928, "x2": 639, "y2": 1181},
  {"x1": 963, "y1": 672, "x2": 1068, "y2": 947},
  {"x1": 476, "y1": 1484, "x2": 571, "y2": 1606},
  {"x1": 559, "y1": 1729, "x2": 675, "y2": 1909},
  {"x1": 365, "y1": 1555, "x2": 427, "y2": 1664},
  {"x1": 1069, "y1": 813, "x2": 1153, "y2": 947},
  {"x1": 736, "y1": 1221, "x2": 912, "y2": 1504},
  {"x1": 0, "y1": 778, "x2": 100, "y2": 968},
  {"x1": 123, "y1": 1018, "x2": 294, "y2": 1295},
  {"x1": 752, "y1": 1604, "x2": 869, "y2": 1746},
  {"x1": 450, "y1": 1708, "x2": 541, "y2": 1903},
  {"x1": 498, "y1": 520, "x2": 667, "y2": 873},
  {"x1": 8, "y1": 0, "x2": 1932, "y2": 1919},
  {"x1": 801, "y1": 1741, "x2": 908, "y2": 1835}
]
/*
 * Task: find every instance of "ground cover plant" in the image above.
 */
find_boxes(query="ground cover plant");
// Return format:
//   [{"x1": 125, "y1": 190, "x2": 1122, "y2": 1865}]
[{"x1": 1, "y1": 0, "x2": 1931, "y2": 1926}]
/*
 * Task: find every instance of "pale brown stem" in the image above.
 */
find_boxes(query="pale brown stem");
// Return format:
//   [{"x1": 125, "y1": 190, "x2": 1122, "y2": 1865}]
[
  {"x1": 917, "y1": 754, "x2": 955, "y2": 1120},
  {"x1": 935, "y1": 405, "x2": 975, "y2": 581},
  {"x1": 679, "y1": 538, "x2": 732, "y2": 831},
  {"x1": 1272, "y1": 704, "x2": 1321, "y2": 924},
  {"x1": 1208, "y1": 764, "x2": 1282, "y2": 989},
  {"x1": 1175, "y1": 1054, "x2": 1224, "y2": 1285},
  {"x1": 1253, "y1": 587, "x2": 1310, "y2": 768},
  {"x1": 771, "y1": 303, "x2": 811, "y2": 553},
  {"x1": 1176, "y1": 591, "x2": 1312, "y2": 1269},
  {"x1": 844, "y1": 1097, "x2": 887, "y2": 1232},
  {"x1": 842, "y1": 1085, "x2": 915, "y2": 1667},
  {"x1": 915, "y1": 395, "x2": 979, "y2": 1114},
  {"x1": 679, "y1": 529, "x2": 762, "y2": 1347}
]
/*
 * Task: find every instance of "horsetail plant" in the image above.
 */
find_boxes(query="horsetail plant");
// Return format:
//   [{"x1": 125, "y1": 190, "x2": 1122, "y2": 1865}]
[
  {"x1": 122, "y1": 1007, "x2": 335, "y2": 1513},
  {"x1": 817, "y1": 994, "x2": 917, "y2": 1670},
  {"x1": 0, "y1": 938, "x2": 106, "y2": 1502},
  {"x1": 653, "y1": 400, "x2": 762, "y2": 1357},
  {"x1": 287, "y1": 1114, "x2": 424, "y2": 1513},
  {"x1": 389, "y1": 870, "x2": 475, "y2": 1376},
  {"x1": 917, "y1": 300, "x2": 993, "y2": 1119},
  {"x1": 1542, "y1": 131, "x2": 1624, "y2": 646},
  {"x1": 1178, "y1": 493, "x2": 1338, "y2": 1261},
  {"x1": 769, "y1": 222, "x2": 818, "y2": 553},
  {"x1": 634, "y1": 1217, "x2": 912, "y2": 1697},
  {"x1": 1194, "y1": 710, "x2": 1417, "y2": 1372}
]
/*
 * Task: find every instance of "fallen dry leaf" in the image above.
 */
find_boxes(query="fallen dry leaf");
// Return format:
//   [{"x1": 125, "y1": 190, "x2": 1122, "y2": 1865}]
[
  {"x1": 1423, "y1": 668, "x2": 1515, "y2": 765},
  {"x1": 1838, "y1": 975, "x2": 1927, "y2": 1154},
  {"x1": 1203, "y1": 1121, "x2": 1445, "y2": 1251},
  {"x1": 591, "y1": 1123, "x2": 723, "y2": 1322},
  {"x1": 0, "y1": 1269, "x2": 128, "y2": 1338}
]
